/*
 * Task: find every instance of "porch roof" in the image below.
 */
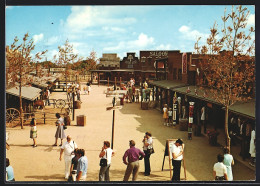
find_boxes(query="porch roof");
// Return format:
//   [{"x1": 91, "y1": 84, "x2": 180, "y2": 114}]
[
  {"x1": 6, "y1": 86, "x2": 42, "y2": 101},
  {"x1": 149, "y1": 80, "x2": 187, "y2": 90}
]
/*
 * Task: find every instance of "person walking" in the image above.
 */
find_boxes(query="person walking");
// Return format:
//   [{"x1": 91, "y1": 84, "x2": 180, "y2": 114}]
[
  {"x1": 76, "y1": 149, "x2": 88, "y2": 181},
  {"x1": 6, "y1": 158, "x2": 15, "y2": 181},
  {"x1": 53, "y1": 113, "x2": 66, "y2": 146},
  {"x1": 59, "y1": 135, "x2": 78, "y2": 180},
  {"x1": 213, "y1": 154, "x2": 228, "y2": 181},
  {"x1": 163, "y1": 104, "x2": 168, "y2": 125},
  {"x1": 223, "y1": 147, "x2": 234, "y2": 181},
  {"x1": 168, "y1": 108, "x2": 173, "y2": 126},
  {"x1": 76, "y1": 88, "x2": 81, "y2": 102},
  {"x1": 123, "y1": 140, "x2": 145, "y2": 181},
  {"x1": 249, "y1": 127, "x2": 256, "y2": 167},
  {"x1": 45, "y1": 88, "x2": 50, "y2": 106},
  {"x1": 170, "y1": 139, "x2": 184, "y2": 181},
  {"x1": 30, "y1": 113, "x2": 37, "y2": 148},
  {"x1": 69, "y1": 149, "x2": 79, "y2": 181},
  {"x1": 142, "y1": 132, "x2": 153, "y2": 176},
  {"x1": 99, "y1": 141, "x2": 115, "y2": 181},
  {"x1": 87, "y1": 82, "x2": 91, "y2": 95},
  {"x1": 201, "y1": 106, "x2": 206, "y2": 133}
]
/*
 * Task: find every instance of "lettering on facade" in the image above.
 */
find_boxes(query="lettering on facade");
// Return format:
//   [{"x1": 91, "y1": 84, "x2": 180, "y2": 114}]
[
  {"x1": 148, "y1": 51, "x2": 168, "y2": 58},
  {"x1": 50, "y1": 68, "x2": 66, "y2": 72}
]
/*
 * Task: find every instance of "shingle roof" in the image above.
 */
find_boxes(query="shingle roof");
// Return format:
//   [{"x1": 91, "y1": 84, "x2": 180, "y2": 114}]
[{"x1": 6, "y1": 86, "x2": 42, "y2": 101}]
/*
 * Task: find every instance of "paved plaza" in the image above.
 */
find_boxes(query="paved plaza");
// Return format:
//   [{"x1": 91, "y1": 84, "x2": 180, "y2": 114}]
[{"x1": 6, "y1": 85, "x2": 255, "y2": 182}]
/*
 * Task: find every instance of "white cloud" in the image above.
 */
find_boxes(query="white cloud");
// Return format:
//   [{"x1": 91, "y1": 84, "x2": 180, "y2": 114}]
[
  {"x1": 178, "y1": 25, "x2": 208, "y2": 41},
  {"x1": 33, "y1": 33, "x2": 44, "y2": 44},
  {"x1": 247, "y1": 14, "x2": 255, "y2": 26},
  {"x1": 65, "y1": 6, "x2": 136, "y2": 33},
  {"x1": 103, "y1": 33, "x2": 154, "y2": 52},
  {"x1": 155, "y1": 44, "x2": 172, "y2": 50},
  {"x1": 102, "y1": 27, "x2": 126, "y2": 33},
  {"x1": 45, "y1": 36, "x2": 59, "y2": 46}
]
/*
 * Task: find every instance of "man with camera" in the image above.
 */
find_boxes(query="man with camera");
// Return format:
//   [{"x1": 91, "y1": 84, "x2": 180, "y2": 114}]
[{"x1": 59, "y1": 135, "x2": 78, "y2": 180}]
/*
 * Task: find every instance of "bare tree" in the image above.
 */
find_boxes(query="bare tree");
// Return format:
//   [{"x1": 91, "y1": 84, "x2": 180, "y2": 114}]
[
  {"x1": 6, "y1": 33, "x2": 47, "y2": 129},
  {"x1": 194, "y1": 5, "x2": 255, "y2": 149},
  {"x1": 53, "y1": 39, "x2": 78, "y2": 93}
]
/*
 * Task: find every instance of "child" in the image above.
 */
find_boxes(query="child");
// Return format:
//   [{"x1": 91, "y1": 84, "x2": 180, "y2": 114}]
[
  {"x1": 30, "y1": 113, "x2": 37, "y2": 147},
  {"x1": 168, "y1": 108, "x2": 173, "y2": 126},
  {"x1": 163, "y1": 104, "x2": 168, "y2": 126}
]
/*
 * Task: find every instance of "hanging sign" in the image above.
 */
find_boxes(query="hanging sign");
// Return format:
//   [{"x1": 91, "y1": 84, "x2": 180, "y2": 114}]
[{"x1": 182, "y1": 53, "x2": 187, "y2": 74}]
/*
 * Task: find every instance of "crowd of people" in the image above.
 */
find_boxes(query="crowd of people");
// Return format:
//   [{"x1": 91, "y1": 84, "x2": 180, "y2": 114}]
[{"x1": 5, "y1": 80, "x2": 255, "y2": 182}]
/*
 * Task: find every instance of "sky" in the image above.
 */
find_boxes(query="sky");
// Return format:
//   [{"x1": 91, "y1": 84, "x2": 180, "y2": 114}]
[{"x1": 6, "y1": 5, "x2": 255, "y2": 62}]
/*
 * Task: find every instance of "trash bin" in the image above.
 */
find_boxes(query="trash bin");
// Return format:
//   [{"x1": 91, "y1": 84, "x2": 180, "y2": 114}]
[
  {"x1": 179, "y1": 118, "x2": 188, "y2": 131},
  {"x1": 141, "y1": 102, "x2": 149, "y2": 110},
  {"x1": 77, "y1": 115, "x2": 86, "y2": 126},
  {"x1": 73, "y1": 100, "x2": 81, "y2": 109}
]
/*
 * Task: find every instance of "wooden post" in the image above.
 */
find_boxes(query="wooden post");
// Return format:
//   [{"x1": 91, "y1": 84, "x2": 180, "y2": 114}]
[
  {"x1": 168, "y1": 140, "x2": 172, "y2": 179},
  {"x1": 44, "y1": 112, "x2": 46, "y2": 124},
  {"x1": 111, "y1": 97, "x2": 115, "y2": 149},
  {"x1": 120, "y1": 77, "x2": 122, "y2": 86},
  {"x1": 72, "y1": 91, "x2": 75, "y2": 121},
  {"x1": 98, "y1": 73, "x2": 100, "y2": 87},
  {"x1": 108, "y1": 77, "x2": 109, "y2": 87},
  {"x1": 114, "y1": 77, "x2": 117, "y2": 88}
]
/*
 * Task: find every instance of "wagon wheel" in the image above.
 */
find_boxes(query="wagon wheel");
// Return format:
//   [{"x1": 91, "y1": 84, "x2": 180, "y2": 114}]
[
  {"x1": 6, "y1": 108, "x2": 20, "y2": 127},
  {"x1": 56, "y1": 99, "x2": 66, "y2": 109}
]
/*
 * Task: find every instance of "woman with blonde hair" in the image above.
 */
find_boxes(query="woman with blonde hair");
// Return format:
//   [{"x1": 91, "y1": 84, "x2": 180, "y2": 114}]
[{"x1": 163, "y1": 104, "x2": 168, "y2": 126}]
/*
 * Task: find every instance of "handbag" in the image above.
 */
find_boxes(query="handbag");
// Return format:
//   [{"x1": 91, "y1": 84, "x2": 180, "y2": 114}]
[
  {"x1": 63, "y1": 125, "x2": 67, "y2": 130},
  {"x1": 148, "y1": 142, "x2": 155, "y2": 154},
  {"x1": 99, "y1": 150, "x2": 108, "y2": 167}
]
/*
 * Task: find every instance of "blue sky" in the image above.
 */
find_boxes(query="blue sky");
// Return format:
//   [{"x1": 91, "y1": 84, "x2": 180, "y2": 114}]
[{"x1": 6, "y1": 5, "x2": 255, "y2": 62}]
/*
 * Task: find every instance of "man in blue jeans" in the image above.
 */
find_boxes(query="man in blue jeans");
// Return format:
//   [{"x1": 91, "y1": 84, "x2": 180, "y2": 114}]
[{"x1": 76, "y1": 149, "x2": 88, "y2": 181}]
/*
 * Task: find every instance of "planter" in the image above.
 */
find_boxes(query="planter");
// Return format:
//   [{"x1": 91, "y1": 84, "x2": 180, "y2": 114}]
[{"x1": 207, "y1": 130, "x2": 219, "y2": 146}]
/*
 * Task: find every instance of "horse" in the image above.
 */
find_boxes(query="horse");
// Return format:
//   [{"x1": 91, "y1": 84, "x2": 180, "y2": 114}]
[{"x1": 34, "y1": 100, "x2": 45, "y2": 110}]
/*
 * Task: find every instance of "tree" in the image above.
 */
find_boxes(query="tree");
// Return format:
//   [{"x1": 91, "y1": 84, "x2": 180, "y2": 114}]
[
  {"x1": 53, "y1": 39, "x2": 78, "y2": 93},
  {"x1": 85, "y1": 50, "x2": 99, "y2": 71},
  {"x1": 194, "y1": 5, "x2": 255, "y2": 150},
  {"x1": 6, "y1": 33, "x2": 47, "y2": 129}
]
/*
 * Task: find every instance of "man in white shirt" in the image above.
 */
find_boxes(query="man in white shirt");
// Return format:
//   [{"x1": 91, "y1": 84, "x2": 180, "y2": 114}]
[
  {"x1": 213, "y1": 154, "x2": 228, "y2": 180},
  {"x1": 99, "y1": 141, "x2": 115, "y2": 181},
  {"x1": 59, "y1": 135, "x2": 78, "y2": 180},
  {"x1": 170, "y1": 139, "x2": 184, "y2": 181},
  {"x1": 142, "y1": 132, "x2": 153, "y2": 176}
]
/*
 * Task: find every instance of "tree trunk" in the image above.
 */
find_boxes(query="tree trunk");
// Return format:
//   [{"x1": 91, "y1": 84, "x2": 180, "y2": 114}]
[{"x1": 225, "y1": 106, "x2": 230, "y2": 149}]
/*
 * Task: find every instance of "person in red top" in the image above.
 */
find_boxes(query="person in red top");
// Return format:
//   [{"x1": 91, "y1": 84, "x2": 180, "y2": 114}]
[{"x1": 123, "y1": 140, "x2": 145, "y2": 181}]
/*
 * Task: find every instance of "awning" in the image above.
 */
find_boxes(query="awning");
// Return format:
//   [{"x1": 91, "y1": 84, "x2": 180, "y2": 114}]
[
  {"x1": 6, "y1": 86, "x2": 42, "y2": 101},
  {"x1": 149, "y1": 80, "x2": 187, "y2": 90},
  {"x1": 173, "y1": 85, "x2": 255, "y2": 119},
  {"x1": 172, "y1": 85, "x2": 221, "y2": 105},
  {"x1": 228, "y1": 100, "x2": 255, "y2": 119},
  {"x1": 31, "y1": 82, "x2": 49, "y2": 88}
]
